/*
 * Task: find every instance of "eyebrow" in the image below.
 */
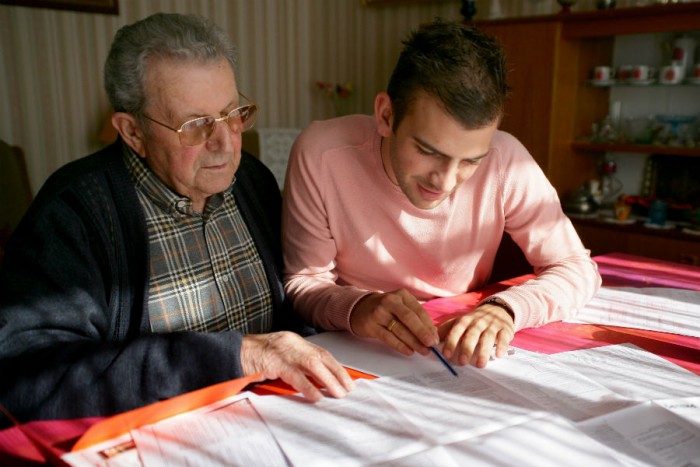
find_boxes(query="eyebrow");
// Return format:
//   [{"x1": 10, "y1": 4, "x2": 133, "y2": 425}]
[
  {"x1": 177, "y1": 97, "x2": 239, "y2": 121},
  {"x1": 414, "y1": 136, "x2": 490, "y2": 163}
]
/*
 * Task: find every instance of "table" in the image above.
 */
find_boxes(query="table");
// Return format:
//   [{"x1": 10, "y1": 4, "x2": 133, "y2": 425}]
[
  {"x1": 425, "y1": 253, "x2": 700, "y2": 377},
  {"x1": 1, "y1": 253, "x2": 699, "y2": 465}
]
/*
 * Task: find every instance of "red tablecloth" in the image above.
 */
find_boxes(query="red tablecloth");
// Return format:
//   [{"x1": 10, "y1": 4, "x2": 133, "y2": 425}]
[{"x1": 2, "y1": 253, "x2": 699, "y2": 465}]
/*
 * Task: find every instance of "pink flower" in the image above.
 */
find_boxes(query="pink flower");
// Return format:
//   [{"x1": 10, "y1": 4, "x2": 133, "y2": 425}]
[{"x1": 316, "y1": 81, "x2": 353, "y2": 99}]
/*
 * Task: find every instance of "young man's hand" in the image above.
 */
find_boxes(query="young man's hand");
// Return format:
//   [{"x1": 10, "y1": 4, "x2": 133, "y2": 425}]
[
  {"x1": 438, "y1": 303, "x2": 515, "y2": 368},
  {"x1": 350, "y1": 289, "x2": 439, "y2": 356}
]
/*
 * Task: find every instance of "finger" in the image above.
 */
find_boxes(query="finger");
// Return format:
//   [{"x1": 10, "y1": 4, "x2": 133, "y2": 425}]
[
  {"x1": 436, "y1": 318, "x2": 454, "y2": 341},
  {"x1": 322, "y1": 350, "x2": 355, "y2": 391},
  {"x1": 471, "y1": 335, "x2": 496, "y2": 368},
  {"x1": 283, "y1": 370, "x2": 324, "y2": 402},
  {"x1": 306, "y1": 358, "x2": 351, "y2": 399},
  {"x1": 385, "y1": 321, "x2": 430, "y2": 355},
  {"x1": 493, "y1": 328, "x2": 514, "y2": 359},
  {"x1": 458, "y1": 324, "x2": 486, "y2": 366},
  {"x1": 394, "y1": 290, "x2": 439, "y2": 347},
  {"x1": 380, "y1": 322, "x2": 415, "y2": 356},
  {"x1": 313, "y1": 348, "x2": 356, "y2": 395},
  {"x1": 436, "y1": 312, "x2": 471, "y2": 336},
  {"x1": 324, "y1": 358, "x2": 356, "y2": 393},
  {"x1": 441, "y1": 316, "x2": 471, "y2": 360}
]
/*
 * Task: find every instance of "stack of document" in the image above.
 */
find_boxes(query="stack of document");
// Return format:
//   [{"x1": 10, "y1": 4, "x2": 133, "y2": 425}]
[
  {"x1": 64, "y1": 342, "x2": 700, "y2": 467},
  {"x1": 566, "y1": 286, "x2": 700, "y2": 338}
]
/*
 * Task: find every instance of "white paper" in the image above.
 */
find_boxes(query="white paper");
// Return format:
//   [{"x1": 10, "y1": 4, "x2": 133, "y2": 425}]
[
  {"x1": 566, "y1": 286, "x2": 700, "y2": 338},
  {"x1": 551, "y1": 343, "x2": 700, "y2": 401},
  {"x1": 66, "y1": 334, "x2": 700, "y2": 467},
  {"x1": 372, "y1": 445, "x2": 460, "y2": 467},
  {"x1": 62, "y1": 433, "x2": 140, "y2": 467},
  {"x1": 251, "y1": 380, "x2": 430, "y2": 467},
  {"x1": 578, "y1": 401, "x2": 700, "y2": 467},
  {"x1": 476, "y1": 348, "x2": 634, "y2": 422},
  {"x1": 368, "y1": 368, "x2": 543, "y2": 444},
  {"x1": 443, "y1": 414, "x2": 625, "y2": 467},
  {"x1": 132, "y1": 396, "x2": 287, "y2": 467},
  {"x1": 654, "y1": 397, "x2": 700, "y2": 429},
  {"x1": 307, "y1": 331, "x2": 444, "y2": 376}
]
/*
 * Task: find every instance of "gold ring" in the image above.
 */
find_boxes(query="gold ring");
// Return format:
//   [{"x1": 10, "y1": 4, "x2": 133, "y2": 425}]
[{"x1": 386, "y1": 318, "x2": 397, "y2": 333}]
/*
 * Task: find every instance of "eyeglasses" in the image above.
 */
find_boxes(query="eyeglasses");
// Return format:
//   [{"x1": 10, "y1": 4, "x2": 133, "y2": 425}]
[{"x1": 142, "y1": 93, "x2": 258, "y2": 147}]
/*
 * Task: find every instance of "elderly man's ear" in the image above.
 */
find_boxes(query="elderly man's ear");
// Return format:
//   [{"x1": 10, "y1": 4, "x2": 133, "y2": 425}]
[{"x1": 112, "y1": 112, "x2": 147, "y2": 157}]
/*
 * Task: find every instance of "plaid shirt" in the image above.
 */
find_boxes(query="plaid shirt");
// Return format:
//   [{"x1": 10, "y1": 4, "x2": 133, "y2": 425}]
[{"x1": 125, "y1": 148, "x2": 273, "y2": 334}]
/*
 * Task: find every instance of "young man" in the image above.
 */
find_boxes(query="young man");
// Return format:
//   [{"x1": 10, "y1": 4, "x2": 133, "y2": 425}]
[
  {"x1": 283, "y1": 20, "x2": 601, "y2": 369},
  {"x1": 0, "y1": 13, "x2": 353, "y2": 425}
]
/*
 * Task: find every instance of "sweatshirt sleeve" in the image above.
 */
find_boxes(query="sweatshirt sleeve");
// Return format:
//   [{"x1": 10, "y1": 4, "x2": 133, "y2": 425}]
[
  {"x1": 282, "y1": 127, "x2": 369, "y2": 332},
  {"x1": 482, "y1": 134, "x2": 601, "y2": 331}
]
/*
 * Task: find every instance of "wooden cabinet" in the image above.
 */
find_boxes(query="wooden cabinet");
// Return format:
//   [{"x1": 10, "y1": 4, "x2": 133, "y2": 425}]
[
  {"x1": 473, "y1": 4, "x2": 700, "y2": 264},
  {"x1": 470, "y1": 19, "x2": 561, "y2": 173},
  {"x1": 572, "y1": 218, "x2": 700, "y2": 265}
]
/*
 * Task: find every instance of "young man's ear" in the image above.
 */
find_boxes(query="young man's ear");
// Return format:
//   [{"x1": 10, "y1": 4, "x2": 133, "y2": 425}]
[
  {"x1": 111, "y1": 112, "x2": 147, "y2": 157},
  {"x1": 374, "y1": 92, "x2": 394, "y2": 138}
]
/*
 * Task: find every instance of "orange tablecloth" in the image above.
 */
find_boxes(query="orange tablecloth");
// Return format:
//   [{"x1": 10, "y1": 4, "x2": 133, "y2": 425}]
[{"x1": 2, "y1": 253, "x2": 699, "y2": 465}]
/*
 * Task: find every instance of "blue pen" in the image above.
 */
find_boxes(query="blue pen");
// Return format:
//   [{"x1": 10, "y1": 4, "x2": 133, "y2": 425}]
[{"x1": 430, "y1": 346, "x2": 458, "y2": 377}]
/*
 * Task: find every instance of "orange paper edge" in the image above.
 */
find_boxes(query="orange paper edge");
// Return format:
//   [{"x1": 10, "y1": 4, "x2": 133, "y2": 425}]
[
  {"x1": 71, "y1": 373, "x2": 261, "y2": 452},
  {"x1": 253, "y1": 367, "x2": 376, "y2": 396}
]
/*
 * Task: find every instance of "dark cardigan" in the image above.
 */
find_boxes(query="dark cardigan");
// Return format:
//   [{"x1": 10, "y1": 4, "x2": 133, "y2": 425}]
[{"x1": 0, "y1": 140, "x2": 299, "y2": 425}]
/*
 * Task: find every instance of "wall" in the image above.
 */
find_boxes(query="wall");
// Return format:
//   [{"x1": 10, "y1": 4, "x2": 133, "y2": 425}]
[{"x1": 0, "y1": 0, "x2": 461, "y2": 193}]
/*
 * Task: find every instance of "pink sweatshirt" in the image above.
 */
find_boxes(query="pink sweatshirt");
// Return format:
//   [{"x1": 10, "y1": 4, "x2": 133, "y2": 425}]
[{"x1": 282, "y1": 115, "x2": 601, "y2": 333}]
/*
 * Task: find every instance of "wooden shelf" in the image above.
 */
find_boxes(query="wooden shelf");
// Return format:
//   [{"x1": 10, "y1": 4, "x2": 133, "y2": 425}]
[
  {"x1": 474, "y1": 5, "x2": 700, "y2": 264},
  {"x1": 561, "y1": 4, "x2": 700, "y2": 38},
  {"x1": 473, "y1": 3, "x2": 700, "y2": 38},
  {"x1": 569, "y1": 215, "x2": 698, "y2": 240},
  {"x1": 586, "y1": 83, "x2": 700, "y2": 89},
  {"x1": 572, "y1": 141, "x2": 700, "y2": 157},
  {"x1": 570, "y1": 216, "x2": 700, "y2": 265}
]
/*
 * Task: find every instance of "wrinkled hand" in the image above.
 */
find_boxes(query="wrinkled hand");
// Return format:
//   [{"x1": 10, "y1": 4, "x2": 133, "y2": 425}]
[
  {"x1": 350, "y1": 289, "x2": 439, "y2": 356},
  {"x1": 241, "y1": 331, "x2": 355, "y2": 402},
  {"x1": 438, "y1": 303, "x2": 515, "y2": 368}
]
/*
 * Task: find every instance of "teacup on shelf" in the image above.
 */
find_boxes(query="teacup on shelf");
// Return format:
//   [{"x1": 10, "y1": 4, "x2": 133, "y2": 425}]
[
  {"x1": 659, "y1": 65, "x2": 685, "y2": 85},
  {"x1": 629, "y1": 65, "x2": 656, "y2": 84},
  {"x1": 617, "y1": 65, "x2": 633, "y2": 83}
]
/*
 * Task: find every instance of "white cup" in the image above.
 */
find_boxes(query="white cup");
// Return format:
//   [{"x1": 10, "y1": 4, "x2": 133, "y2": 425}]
[
  {"x1": 630, "y1": 65, "x2": 655, "y2": 82},
  {"x1": 617, "y1": 65, "x2": 634, "y2": 82},
  {"x1": 660, "y1": 65, "x2": 685, "y2": 84},
  {"x1": 672, "y1": 36, "x2": 697, "y2": 75},
  {"x1": 592, "y1": 66, "x2": 615, "y2": 82}
]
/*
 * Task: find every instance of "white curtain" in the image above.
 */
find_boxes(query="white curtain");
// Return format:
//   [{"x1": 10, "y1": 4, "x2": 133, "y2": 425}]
[{"x1": 0, "y1": 0, "x2": 465, "y2": 192}]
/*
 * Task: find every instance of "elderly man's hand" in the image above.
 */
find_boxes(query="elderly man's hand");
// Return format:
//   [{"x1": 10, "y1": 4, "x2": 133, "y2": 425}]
[
  {"x1": 350, "y1": 289, "x2": 439, "y2": 356},
  {"x1": 438, "y1": 303, "x2": 514, "y2": 368},
  {"x1": 241, "y1": 331, "x2": 355, "y2": 402}
]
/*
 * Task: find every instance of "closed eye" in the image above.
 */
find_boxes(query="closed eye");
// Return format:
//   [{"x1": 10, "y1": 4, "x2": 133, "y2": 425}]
[
  {"x1": 417, "y1": 144, "x2": 481, "y2": 166},
  {"x1": 461, "y1": 158, "x2": 482, "y2": 166},
  {"x1": 414, "y1": 137, "x2": 488, "y2": 166},
  {"x1": 416, "y1": 144, "x2": 436, "y2": 157}
]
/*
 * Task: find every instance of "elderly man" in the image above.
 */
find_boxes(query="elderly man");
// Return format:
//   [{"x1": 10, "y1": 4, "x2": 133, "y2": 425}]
[{"x1": 0, "y1": 13, "x2": 353, "y2": 425}]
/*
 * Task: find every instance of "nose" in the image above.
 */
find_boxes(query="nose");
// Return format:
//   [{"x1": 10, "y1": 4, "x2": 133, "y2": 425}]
[
  {"x1": 430, "y1": 160, "x2": 461, "y2": 193},
  {"x1": 206, "y1": 118, "x2": 238, "y2": 152}
]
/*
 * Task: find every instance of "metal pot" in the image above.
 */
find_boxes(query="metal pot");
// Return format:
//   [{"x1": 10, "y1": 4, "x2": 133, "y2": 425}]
[
  {"x1": 563, "y1": 187, "x2": 598, "y2": 215},
  {"x1": 596, "y1": 0, "x2": 616, "y2": 9}
]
